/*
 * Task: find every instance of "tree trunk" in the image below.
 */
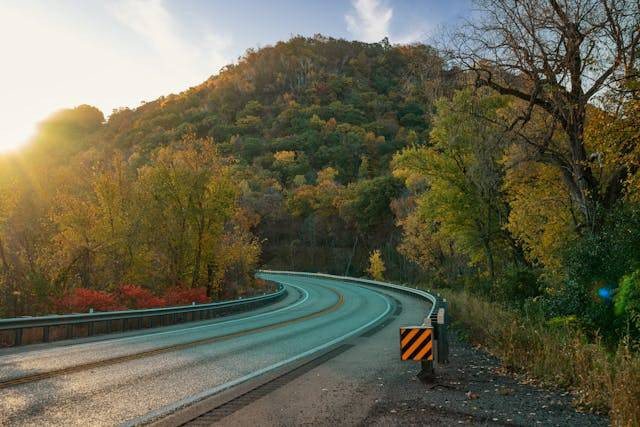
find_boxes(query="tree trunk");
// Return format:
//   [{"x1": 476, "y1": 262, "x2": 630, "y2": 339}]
[
  {"x1": 206, "y1": 262, "x2": 214, "y2": 298},
  {"x1": 192, "y1": 216, "x2": 205, "y2": 288},
  {"x1": 344, "y1": 234, "x2": 359, "y2": 276}
]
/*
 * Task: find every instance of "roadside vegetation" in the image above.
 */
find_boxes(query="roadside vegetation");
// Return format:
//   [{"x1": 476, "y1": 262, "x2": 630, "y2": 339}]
[{"x1": 441, "y1": 288, "x2": 640, "y2": 426}]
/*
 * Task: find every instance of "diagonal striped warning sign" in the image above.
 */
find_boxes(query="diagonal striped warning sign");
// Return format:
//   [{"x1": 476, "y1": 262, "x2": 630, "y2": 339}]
[{"x1": 400, "y1": 326, "x2": 433, "y2": 361}]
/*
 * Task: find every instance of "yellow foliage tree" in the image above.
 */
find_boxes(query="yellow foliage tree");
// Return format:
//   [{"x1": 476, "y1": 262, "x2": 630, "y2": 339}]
[
  {"x1": 273, "y1": 150, "x2": 296, "y2": 163},
  {"x1": 367, "y1": 249, "x2": 385, "y2": 281},
  {"x1": 586, "y1": 98, "x2": 640, "y2": 202},
  {"x1": 503, "y1": 157, "x2": 577, "y2": 280}
]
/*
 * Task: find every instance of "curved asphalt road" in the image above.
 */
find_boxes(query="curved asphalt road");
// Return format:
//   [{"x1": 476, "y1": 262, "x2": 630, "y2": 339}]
[{"x1": 0, "y1": 273, "x2": 406, "y2": 426}]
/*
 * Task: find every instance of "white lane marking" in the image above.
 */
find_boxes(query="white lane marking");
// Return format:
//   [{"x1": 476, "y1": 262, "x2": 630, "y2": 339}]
[
  {"x1": 1, "y1": 280, "x2": 310, "y2": 360},
  {"x1": 123, "y1": 288, "x2": 392, "y2": 427}
]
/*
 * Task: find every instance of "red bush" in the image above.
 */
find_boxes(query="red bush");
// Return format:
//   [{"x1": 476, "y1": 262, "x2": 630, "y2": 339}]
[
  {"x1": 52, "y1": 284, "x2": 210, "y2": 314},
  {"x1": 55, "y1": 288, "x2": 124, "y2": 313},
  {"x1": 115, "y1": 284, "x2": 166, "y2": 309},
  {"x1": 163, "y1": 286, "x2": 210, "y2": 305},
  {"x1": 255, "y1": 278, "x2": 268, "y2": 287}
]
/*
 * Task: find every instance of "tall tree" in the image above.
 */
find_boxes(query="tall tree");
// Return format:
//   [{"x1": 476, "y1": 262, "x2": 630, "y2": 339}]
[
  {"x1": 393, "y1": 89, "x2": 518, "y2": 279},
  {"x1": 449, "y1": 0, "x2": 640, "y2": 228},
  {"x1": 137, "y1": 134, "x2": 236, "y2": 292}
]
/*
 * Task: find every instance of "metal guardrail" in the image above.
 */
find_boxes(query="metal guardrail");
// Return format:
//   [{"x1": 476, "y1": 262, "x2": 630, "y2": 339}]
[
  {"x1": 0, "y1": 284, "x2": 286, "y2": 347},
  {"x1": 257, "y1": 270, "x2": 449, "y2": 368}
]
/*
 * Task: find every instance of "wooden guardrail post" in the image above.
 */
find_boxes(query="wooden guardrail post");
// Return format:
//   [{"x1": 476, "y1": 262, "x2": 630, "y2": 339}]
[{"x1": 436, "y1": 307, "x2": 448, "y2": 364}]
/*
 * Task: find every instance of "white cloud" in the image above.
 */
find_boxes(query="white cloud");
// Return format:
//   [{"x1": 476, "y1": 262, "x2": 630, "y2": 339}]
[
  {"x1": 345, "y1": 0, "x2": 426, "y2": 45},
  {"x1": 345, "y1": 0, "x2": 393, "y2": 43}
]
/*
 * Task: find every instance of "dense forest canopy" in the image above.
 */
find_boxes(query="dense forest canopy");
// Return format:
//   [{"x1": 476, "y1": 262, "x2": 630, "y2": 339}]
[{"x1": 1, "y1": 0, "x2": 639, "y2": 347}]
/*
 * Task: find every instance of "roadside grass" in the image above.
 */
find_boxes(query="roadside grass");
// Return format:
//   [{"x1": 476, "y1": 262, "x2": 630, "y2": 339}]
[{"x1": 439, "y1": 289, "x2": 640, "y2": 426}]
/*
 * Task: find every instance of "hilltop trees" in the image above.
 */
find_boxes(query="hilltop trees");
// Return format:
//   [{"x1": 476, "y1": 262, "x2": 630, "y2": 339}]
[{"x1": 91, "y1": 36, "x2": 454, "y2": 279}]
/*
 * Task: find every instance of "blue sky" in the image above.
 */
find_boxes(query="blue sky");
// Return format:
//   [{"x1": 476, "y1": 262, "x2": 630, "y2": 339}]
[{"x1": 0, "y1": 0, "x2": 471, "y2": 151}]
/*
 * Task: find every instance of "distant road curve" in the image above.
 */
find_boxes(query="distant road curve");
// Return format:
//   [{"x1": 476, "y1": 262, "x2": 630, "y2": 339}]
[{"x1": 0, "y1": 272, "x2": 403, "y2": 426}]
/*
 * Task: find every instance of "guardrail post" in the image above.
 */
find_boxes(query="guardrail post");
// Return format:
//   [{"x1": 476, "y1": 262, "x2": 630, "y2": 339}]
[
  {"x1": 436, "y1": 307, "x2": 449, "y2": 364},
  {"x1": 417, "y1": 318, "x2": 435, "y2": 381},
  {"x1": 419, "y1": 359, "x2": 434, "y2": 381},
  {"x1": 15, "y1": 328, "x2": 22, "y2": 346}
]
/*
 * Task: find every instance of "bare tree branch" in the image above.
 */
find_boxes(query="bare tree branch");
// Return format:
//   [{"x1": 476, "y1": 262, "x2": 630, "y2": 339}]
[{"x1": 445, "y1": 0, "x2": 640, "y2": 226}]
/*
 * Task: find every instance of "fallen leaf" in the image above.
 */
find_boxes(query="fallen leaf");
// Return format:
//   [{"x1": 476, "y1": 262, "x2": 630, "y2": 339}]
[{"x1": 497, "y1": 388, "x2": 515, "y2": 396}]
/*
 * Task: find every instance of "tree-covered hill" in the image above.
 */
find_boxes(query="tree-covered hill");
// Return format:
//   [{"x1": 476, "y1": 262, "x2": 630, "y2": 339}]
[
  {"x1": 0, "y1": 36, "x2": 457, "y2": 316},
  {"x1": 100, "y1": 36, "x2": 457, "y2": 277}
]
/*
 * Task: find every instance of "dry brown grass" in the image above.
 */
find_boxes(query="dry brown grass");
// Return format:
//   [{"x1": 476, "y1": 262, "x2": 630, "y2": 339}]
[{"x1": 440, "y1": 289, "x2": 640, "y2": 426}]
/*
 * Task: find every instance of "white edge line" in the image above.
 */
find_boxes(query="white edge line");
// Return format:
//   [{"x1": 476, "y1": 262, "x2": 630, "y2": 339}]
[{"x1": 122, "y1": 287, "x2": 392, "y2": 427}]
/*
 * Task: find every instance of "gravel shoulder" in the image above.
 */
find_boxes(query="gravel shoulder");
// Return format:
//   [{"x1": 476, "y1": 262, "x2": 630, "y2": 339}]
[{"x1": 359, "y1": 327, "x2": 608, "y2": 426}]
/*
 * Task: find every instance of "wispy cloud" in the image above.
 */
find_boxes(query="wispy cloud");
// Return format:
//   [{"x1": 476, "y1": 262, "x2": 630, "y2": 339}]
[
  {"x1": 394, "y1": 29, "x2": 427, "y2": 45},
  {"x1": 345, "y1": 0, "x2": 393, "y2": 42},
  {"x1": 345, "y1": 0, "x2": 426, "y2": 44},
  {"x1": 109, "y1": 0, "x2": 231, "y2": 77}
]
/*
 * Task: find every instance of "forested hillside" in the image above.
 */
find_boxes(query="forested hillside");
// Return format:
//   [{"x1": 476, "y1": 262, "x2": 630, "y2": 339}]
[
  {"x1": 1, "y1": 24, "x2": 640, "y2": 350},
  {"x1": 0, "y1": 36, "x2": 457, "y2": 316},
  {"x1": 105, "y1": 36, "x2": 457, "y2": 280}
]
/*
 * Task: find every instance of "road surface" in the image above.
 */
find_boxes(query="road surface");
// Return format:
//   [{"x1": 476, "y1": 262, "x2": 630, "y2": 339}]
[{"x1": 0, "y1": 273, "x2": 416, "y2": 426}]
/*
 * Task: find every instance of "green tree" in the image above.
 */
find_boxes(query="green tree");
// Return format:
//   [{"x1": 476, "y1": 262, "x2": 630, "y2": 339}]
[{"x1": 393, "y1": 89, "x2": 517, "y2": 280}]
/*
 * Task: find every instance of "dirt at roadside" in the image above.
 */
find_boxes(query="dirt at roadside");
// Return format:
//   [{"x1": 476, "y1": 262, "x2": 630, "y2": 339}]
[{"x1": 360, "y1": 329, "x2": 609, "y2": 426}]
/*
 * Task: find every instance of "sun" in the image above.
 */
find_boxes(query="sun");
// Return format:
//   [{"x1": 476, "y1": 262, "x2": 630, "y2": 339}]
[{"x1": 0, "y1": 121, "x2": 34, "y2": 154}]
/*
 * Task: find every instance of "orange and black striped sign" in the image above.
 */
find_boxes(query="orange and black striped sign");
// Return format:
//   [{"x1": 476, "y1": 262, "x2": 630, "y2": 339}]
[{"x1": 400, "y1": 326, "x2": 433, "y2": 361}]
